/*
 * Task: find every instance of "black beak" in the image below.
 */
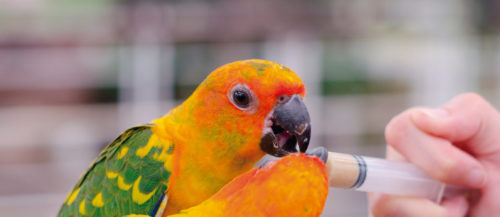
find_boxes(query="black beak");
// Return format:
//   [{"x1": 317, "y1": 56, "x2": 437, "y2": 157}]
[{"x1": 260, "y1": 94, "x2": 311, "y2": 157}]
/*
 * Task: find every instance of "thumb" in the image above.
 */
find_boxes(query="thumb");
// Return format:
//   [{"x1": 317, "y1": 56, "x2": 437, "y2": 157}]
[{"x1": 410, "y1": 93, "x2": 500, "y2": 158}]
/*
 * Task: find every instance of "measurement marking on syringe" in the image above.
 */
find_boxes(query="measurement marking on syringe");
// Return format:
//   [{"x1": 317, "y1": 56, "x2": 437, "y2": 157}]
[{"x1": 351, "y1": 155, "x2": 367, "y2": 189}]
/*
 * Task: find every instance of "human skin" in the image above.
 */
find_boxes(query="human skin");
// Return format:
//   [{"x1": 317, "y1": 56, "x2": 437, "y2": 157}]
[{"x1": 369, "y1": 93, "x2": 500, "y2": 217}]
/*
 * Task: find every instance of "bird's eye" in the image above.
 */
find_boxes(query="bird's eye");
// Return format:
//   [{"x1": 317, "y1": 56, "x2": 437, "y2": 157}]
[
  {"x1": 228, "y1": 84, "x2": 257, "y2": 112},
  {"x1": 233, "y1": 90, "x2": 250, "y2": 108},
  {"x1": 277, "y1": 95, "x2": 290, "y2": 104}
]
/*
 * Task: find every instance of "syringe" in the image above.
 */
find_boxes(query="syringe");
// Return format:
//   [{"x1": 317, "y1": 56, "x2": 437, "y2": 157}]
[{"x1": 325, "y1": 151, "x2": 465, "y2": 203}]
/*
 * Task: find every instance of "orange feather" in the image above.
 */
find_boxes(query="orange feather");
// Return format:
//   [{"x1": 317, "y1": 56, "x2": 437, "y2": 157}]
[{"x1": 170, "y1": 154, "x2": 329, "y2": 217}]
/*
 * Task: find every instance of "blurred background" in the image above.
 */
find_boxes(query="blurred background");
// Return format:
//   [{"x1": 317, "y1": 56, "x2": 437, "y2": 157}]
[{"x1": 1, "y1": 0, "x2": 500, "y2": 216}]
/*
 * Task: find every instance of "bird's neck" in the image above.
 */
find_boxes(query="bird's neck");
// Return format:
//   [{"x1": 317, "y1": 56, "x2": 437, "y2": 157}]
[{"x1": 152, "y1": 100, "x2": 265, "y2": 215}]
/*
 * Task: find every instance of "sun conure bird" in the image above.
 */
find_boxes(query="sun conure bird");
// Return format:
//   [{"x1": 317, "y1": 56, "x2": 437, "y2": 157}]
[{"x1": 58, "y1": 59, "x2": 312, "y2": 217}]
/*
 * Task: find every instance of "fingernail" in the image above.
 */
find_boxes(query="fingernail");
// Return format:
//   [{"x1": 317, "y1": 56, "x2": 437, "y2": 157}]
[
  {"x1": 417, "y1": 108, "x2": 449, "y2": 119},
  {"x1": 467, "y1": 169, "x2": 487, "y2": 187}
]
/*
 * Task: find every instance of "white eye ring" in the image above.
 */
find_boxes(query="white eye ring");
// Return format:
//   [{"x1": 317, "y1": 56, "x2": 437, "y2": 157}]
[{"x1": 228, "y1": 84, "x2": 258, "y2": 114}]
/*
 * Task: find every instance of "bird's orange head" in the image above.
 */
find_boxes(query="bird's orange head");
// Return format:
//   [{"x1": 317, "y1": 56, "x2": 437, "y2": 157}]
[{"x1": 171, "y1": 59, "x2": 311, "y2": 159}]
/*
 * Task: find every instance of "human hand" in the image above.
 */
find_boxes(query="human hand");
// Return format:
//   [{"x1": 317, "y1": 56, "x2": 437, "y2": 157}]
[{"x1": 369, "y1": 93, "x2": 500, "y2": 217}]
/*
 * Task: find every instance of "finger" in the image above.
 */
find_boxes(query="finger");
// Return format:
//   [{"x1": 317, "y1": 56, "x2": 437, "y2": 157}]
[
  {"x1": 369, "y1": 194, "x2": 468, "y2": 217},
  {"x1": 441, "y1": 196, "x2": 469, "y2": 217},
  {"x1": 371, "y1": 195, "x2": 446, "y2": 217},
  {"x1": 386, "y1": 146, "x2": 406, "y2": 161},
  {"x1": 410, "y1": 93, "x2": 500, "y2": 158},
  {"x1": 367, "y1": 192, "x2": 381, "y2": 217},
  {"x1": 385, "y1": 110, "x2": 487, "y2": 188}
]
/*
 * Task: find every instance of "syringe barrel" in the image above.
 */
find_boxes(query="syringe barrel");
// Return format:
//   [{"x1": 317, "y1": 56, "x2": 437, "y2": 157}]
[{"x1": 326, "y1": 152, "x2": 445, "y2": 202}]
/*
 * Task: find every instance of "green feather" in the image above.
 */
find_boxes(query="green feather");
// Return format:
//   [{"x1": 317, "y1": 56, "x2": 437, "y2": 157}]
[{"x1": 58, "y1": 125, "x2": 174, "y2": 217}]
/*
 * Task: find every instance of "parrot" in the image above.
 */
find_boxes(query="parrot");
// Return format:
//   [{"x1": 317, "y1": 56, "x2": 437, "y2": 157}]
[
  {"x1": 123, "y1": 151, "x2": 329, "y2": 217},
  {"x1": 58, "y1": 59, "x2": 313, "y2": 217}
]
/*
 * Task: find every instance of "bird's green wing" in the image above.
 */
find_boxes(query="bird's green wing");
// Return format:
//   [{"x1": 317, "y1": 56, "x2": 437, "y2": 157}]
[{"x1": 58, "y1": 124, "x2": 173, "y2": 217}]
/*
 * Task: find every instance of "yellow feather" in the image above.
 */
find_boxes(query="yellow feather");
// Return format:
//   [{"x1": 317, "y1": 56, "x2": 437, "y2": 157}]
[
  {"x1": 91, "y1": 192, "x2": 104, "y2": 207},
  {"x1": 136, "y1": 134, "x2": 161, "y2": 157},
  {"x1": 163, "y1": 160, "x2": 173, "y2": 173},
  {"x1": 117, "y1": 146, "x2": 129, "y2": 159},
  {"x1": 152, "y1": 146, "x2": 170, "y2": 162},
  {"x1": 66, "y1": 187, "x2": 80, "y2": 205},
  {"x1": 79, "y1": 200, "x2": 87, "y2": 215},
  {"x1": 132, "y1": 176, "x2": 157, "y2": 205},
  {"x1": 118, "y1": 175, "x2": 133, "y2": 191},
  {"x1": 106, "y1": 170, "x2": 119, "y2": 179}
]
